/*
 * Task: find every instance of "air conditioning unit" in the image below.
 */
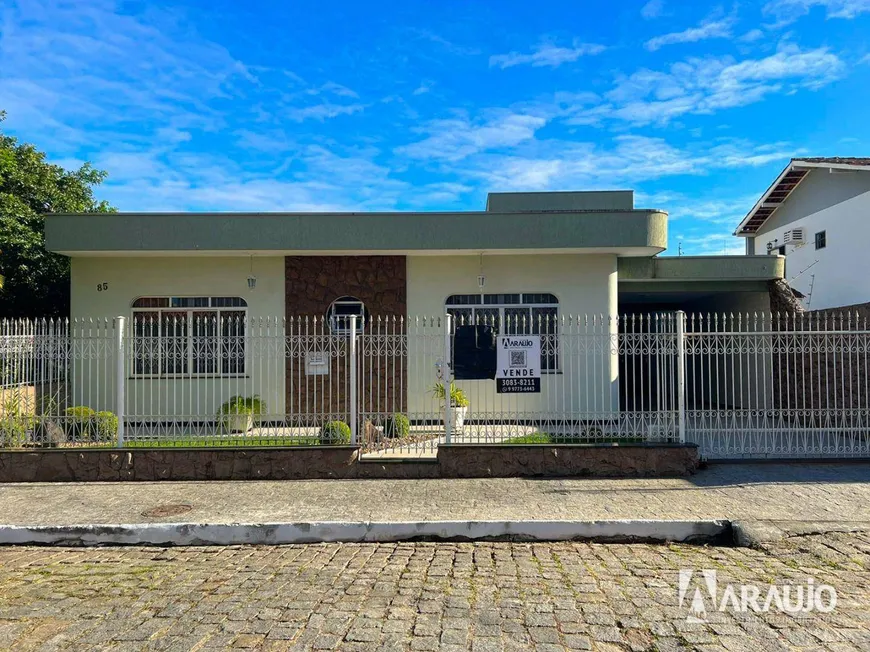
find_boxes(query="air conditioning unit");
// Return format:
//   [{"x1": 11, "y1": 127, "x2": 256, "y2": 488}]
[{"x1": 783, "y1": 228, "x2": 805, "y2": 245}]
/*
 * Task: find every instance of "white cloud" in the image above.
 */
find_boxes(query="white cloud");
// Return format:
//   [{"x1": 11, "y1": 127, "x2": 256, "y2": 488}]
[
  {"x1": 395, "y1": 111, "x2": 547, "y2": 161},
  {"x1": 286, "y1": 102, "x2": 366, "y2": 122},
  {"x1": 569, "y1": 45, "x2": 844, "y2": 126},
  {"x1": 673, "y1": 233, "x2": 746, "y2": 256},
  {"x1": 764, "y1": 0, "x2": 870, "y2": 24},
  {"x1": 641, "y1": 191, "x2": 763, "y2": 224},
  {"x1": 640, "y1": 190, "x2": 771, "y2": 255},
  {"x1": 645, "y1": 14, "x2": 736, "y2": 51},
  {"x1": 405, "y1": 182, "x2": 473, "y2": 206},
  {"x1": 309, "y1": 81, "x2": 359, "y2": 98},
  {"x1": 641, "y1": 0, "x2": 665, "y2": 19},
  {"x1": 459, "y1": 135, "x2": 795, "y2": 192},
  {"x1": 94, "y1": 142, "x2": 409, "y2": 212},
  {"x1": 489, "y1": 42, "x2": 605, "y2": 69},
  {"x1": 0, "y1": 1, "x2": 411, "y2": 212},
  {"x1": 739, "y1": 29, "x2": 766, "y2": 42},
  {"x1": 409, "y1": 29, "x2": 480, "y2": 56}
]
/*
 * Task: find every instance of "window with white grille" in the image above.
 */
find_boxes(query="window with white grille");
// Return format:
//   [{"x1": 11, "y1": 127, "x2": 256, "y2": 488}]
[
  {"x1": 131, "y1": 297, "x2": 247, "y2": 377},
  {"x1": 445, "y1": 293, "x2": 559, "y2": 372}
]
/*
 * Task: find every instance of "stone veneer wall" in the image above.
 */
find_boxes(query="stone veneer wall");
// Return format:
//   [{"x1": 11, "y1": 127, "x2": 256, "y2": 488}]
[
  {"x1": 284, "y1": 256, "x2": 407, "y2": 423},
  {"x1": 0, "y1": 444, "x2": 699, "y2": 482},
  {"x1": 437, "y1": 444, "x2": 700, "y2": 478}
]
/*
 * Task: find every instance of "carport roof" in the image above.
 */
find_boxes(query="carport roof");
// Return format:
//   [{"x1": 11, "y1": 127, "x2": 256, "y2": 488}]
[{"x1": 618, "y1": 255, "x2": 784, "y2": 282}]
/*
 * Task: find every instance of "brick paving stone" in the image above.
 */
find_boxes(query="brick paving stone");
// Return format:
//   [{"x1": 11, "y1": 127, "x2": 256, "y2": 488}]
[{"x1": 0, "y1": 532, "x2": 867, "y2": 650}]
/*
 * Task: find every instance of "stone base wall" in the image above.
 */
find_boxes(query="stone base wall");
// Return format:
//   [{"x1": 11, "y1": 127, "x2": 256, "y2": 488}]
[
  {"x1": 0, "y1": 447, "x2": 362, "y2": 482},
  {"x1": 438, "y1": 444, "x2": 699, "y2": 478},
  {"x1": 0, "y1": 444, "x2": 699, "y2": 482}
]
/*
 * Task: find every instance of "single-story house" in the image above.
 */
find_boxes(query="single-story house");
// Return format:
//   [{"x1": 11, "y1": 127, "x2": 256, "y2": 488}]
[{"x1": 44, "y1": 190, "x2": 784, "y2": 426}]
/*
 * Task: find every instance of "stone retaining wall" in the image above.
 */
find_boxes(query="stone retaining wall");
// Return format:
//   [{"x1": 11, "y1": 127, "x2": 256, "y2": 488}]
[
  {"x1": 0, "y1": 444, "x2": 699, "y2": 482},
  {"x1": 438, "y1": 444, "x2": 700, "y2": 478}
]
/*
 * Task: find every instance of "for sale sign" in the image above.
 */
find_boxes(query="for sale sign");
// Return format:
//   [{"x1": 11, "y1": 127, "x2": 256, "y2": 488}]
[{"x1": 496, "y1": 335, "x2": 541, "y2": 393}]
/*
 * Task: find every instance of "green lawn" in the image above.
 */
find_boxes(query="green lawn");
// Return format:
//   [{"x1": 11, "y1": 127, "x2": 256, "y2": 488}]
[{"x1": 506, "y1": 432, "x2": 645, "y2": 444}]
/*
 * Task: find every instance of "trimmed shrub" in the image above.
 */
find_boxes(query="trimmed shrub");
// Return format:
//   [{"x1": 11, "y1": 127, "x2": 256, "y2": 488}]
[
  {"x1": 383, "y1": 413, "x2": 410, "y2": 439},
  {"x1": 64, "y1": 406, "x2": 95, "y2": 441},
  {"x1": 95, "y1": 411, "x2": 119, "y2": 442},
  {"x1": 319, "y1": 420, "x2": 351, "y2": 445}
]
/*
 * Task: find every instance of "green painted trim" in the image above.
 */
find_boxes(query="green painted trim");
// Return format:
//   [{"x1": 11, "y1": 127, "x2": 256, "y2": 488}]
[
  {"x1": 618, "y1": 256, "x2": 784, "y2": 281},
  {"x1": 618, "y1": 280, "x2": 772, "y2": 294},
  {"x1": 45, "y1": 210, "x2": 668, "y2": 254}
]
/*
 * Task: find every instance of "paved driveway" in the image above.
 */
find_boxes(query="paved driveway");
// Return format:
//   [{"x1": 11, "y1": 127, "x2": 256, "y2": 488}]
[{"x1": 0, "y1": 532, "x2": 868, "y2": 651}]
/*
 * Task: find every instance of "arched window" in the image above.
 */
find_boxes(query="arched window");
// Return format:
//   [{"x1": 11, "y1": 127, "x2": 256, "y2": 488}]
[
  {"x1": 327, "y1": 296, "x2": 368, "y2": 334},
  {"x1": 445, "y1": 293, "x2": 559, "y2": 372},
  {"x1": 131, "y1": 297, "x2": 248, "y2": 377}
]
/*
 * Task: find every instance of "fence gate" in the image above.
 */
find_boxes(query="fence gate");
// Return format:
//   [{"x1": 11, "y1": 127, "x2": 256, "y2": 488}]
[{"x1": 685, "y1": 312, "x2": 870, "y2": 459}]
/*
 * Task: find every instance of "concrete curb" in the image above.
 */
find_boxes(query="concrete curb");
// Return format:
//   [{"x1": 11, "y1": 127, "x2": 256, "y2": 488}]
[{"x1": 0, "y1": 519, "x2": 731, "y2": 547}]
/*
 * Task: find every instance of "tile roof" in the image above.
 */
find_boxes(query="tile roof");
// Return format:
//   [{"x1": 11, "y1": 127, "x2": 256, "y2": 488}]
[
  {"x1": 792, "y1": 157, "x2": 870, "y2": 166},
  {"x1": 736, "y1": 156, "x2": 870, "y2": 235}
]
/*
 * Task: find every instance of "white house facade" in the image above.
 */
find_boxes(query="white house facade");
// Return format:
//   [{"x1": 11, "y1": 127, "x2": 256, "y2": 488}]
[
  {"x1": 736, "y1": 157, "x2": 870, "y2": 311},
  {"x1": 45, "y1": 190, "x2": 783, "y2": 426}
]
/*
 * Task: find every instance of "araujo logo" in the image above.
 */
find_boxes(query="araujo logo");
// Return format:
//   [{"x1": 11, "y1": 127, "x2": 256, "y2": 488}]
[
  {"x1": 677, "y1": 570, "x2": 836, "y2": 623},
  {"x1": 501, "y1": 337, "x2": 534, "y2": 348}
]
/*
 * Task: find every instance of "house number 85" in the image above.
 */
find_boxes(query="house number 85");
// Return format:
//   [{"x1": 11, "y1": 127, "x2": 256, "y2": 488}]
[{"x1": 96, "y1": 283, "x2": 108, "y2": 292}]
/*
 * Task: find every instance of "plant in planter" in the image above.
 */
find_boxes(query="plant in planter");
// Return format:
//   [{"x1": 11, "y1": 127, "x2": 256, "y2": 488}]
[
  {"x1": 217, "y1": 396, "x2": 266, "y2": 434},
  {"x1": 431, "y1": 382, "x2": 469, "y2": 432}
]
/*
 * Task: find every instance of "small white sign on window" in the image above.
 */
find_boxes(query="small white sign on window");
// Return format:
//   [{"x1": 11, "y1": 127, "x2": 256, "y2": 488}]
[{"x1": 306, "y1": 352, "x2": 330, "y2": 375}]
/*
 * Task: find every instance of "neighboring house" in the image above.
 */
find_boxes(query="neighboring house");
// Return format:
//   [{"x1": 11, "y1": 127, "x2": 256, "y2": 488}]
[
  {"x1": 735, "y1": 157, "x2": 870, "y2": 311},
  {"x1": 44, "y1": 190, "x2": 783, "y2": 419}
]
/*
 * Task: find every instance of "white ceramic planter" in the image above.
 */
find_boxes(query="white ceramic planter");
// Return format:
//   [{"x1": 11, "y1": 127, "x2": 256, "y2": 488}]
[
  {"x1": 225, "y1": 413, "x2": 253, "y2": 434},
  {"x1": 446, "y1": 406, "x2": 468, "y2": 432}
]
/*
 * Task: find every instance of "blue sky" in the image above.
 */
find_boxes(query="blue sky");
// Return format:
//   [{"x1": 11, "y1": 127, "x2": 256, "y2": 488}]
[{"x1": 2, "y1": 0, "x2": 869, "y2": 255}]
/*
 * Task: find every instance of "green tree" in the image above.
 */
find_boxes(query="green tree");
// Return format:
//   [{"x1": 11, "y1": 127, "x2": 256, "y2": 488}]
[{"x1": 0, "y1": 111, "x2": 115, "y2": 317}]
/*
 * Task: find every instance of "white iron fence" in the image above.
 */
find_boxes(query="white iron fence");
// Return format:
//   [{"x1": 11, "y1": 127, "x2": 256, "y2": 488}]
[{"x1": 0, "y1": 312, "x2": 868, "y2": 459}]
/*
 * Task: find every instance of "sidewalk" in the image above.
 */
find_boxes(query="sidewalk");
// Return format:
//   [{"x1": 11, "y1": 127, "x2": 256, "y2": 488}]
[{"x1": 2, "y1": 462, "x2": 869, "y2": 527}]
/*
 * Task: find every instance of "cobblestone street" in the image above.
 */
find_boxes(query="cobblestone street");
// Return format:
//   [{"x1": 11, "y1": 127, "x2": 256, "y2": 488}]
[{"x1": 0, "y1": 532, "x2": 868, "y2": 651}]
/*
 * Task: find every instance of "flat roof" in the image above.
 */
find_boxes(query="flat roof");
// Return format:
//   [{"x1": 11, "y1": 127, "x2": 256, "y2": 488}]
[
  {"x1": 45, "y1": 208, "x2": 668, "y2": 256},
  {"x1": 618, "y1": 255, "x2": 784, "y2": 282}
]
